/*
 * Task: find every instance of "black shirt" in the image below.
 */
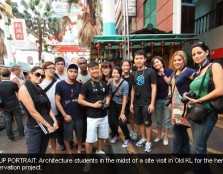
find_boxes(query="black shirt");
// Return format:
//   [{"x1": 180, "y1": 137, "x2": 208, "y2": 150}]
[
  {"x1": 131, "y1": 68, "x2": 157, "y2": 106},
  {"x1": 0, "y1": 80, "x2": 20, "y2": 112},
  {"x1": 80, "y1": 79, "x2": 108, "y2": 118}
]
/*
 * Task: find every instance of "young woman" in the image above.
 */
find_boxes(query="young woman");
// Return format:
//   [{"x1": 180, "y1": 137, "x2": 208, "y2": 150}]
[
  {"x1": 18, "y1": 66, "x2": 58, "y2": 155},
  {"x1": 108, "y1": 66, "x2": 131, "y2": 147},
  {"x1": 121, "y1": 60, "x2": 138, "y2": 141},
  {"x1": 151, "y1": 56, "x2": 173, "y2": 145},
  {"x1": 101, "y1": 61, "x2": 112, "y2": 85},
  {"x1": 168, "y1": 51, "x2": 195, "y2": 155}
]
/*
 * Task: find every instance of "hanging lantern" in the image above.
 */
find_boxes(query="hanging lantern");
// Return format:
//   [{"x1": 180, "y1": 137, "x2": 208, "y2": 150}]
[
  {"x1": 79, "y1": 2, "x2": 83, "y2": 7},
  {"x1": 181, "y1": 41, "x2": 185, "y2": 50},
  {"x1": 119, "y1": 43, "x2": 123, "y2": 57},
  {"x1": 161, "y1": 41, "x2": 165, "y2": 55},
  {"x1": 58, "y1": 35, "x2": 62, "y2": 39},
  {"x1": 96, "y1": 44, "x2": 102, "y2": 58},
  {"x1": 141, "y1": 42, "x2": 144, "y2": 51},
  {"x1": 108, "y1": 43, "x2": 112, "y2": 56},
  {"x1": 84, "y1": 6, "x2": 88, "y2": 11},
  {"x1": 190, "y1": 41, "x2": 194, "y2": 47},
  {"x1": 72, "y1": 21, "x2": 77, "y2": 25},
  {"x1": 69, "y1": 28, "x2": 72, "y2": 31},
  {"x1": 150, "y1": 42, "x2": 154, "y2": 55},
  {"x1": 171, "y1": 42, "x2": 175, "y2": 53}
]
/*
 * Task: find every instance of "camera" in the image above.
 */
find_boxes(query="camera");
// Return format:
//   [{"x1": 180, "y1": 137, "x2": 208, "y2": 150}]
[
  {"x1": 101, "y1": 99, "x2": 109, "y2": 109},
  {"x1": 165, "y1": 95, "x2": 172, "y2": 106},
  {"x1": 181, "y1": 91, "x2": 197, "y2": 104},
  {"x1": 135, "y1": 92, "x2": 141, "y2": 99}
]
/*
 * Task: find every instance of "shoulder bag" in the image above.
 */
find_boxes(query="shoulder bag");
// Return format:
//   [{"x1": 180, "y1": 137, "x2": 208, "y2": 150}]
[{"x1": 207, "y1": 64, "x2": 223, "y2": 114}]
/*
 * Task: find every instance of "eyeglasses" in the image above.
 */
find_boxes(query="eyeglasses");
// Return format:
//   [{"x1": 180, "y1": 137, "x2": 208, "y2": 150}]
[
  {"x1": 45, "y1": 67, "x2": 56, "y2": 70},
  {"x1": 34, "y1": 72, "x2": 46, "y2": 79}
]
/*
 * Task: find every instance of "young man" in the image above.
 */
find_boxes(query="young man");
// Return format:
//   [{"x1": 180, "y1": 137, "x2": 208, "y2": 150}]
[
  {"x1": 40, "y1": 61, "x2": 60, "y2": 154},
  {"x1": 56, "y1": 64, "x2": 83, "y2": 154},
  {"x1": 0, "y1": 68, "x2": 24, "y2": 141},
  {"x1": 78, "y1": 62, "x2": 109, "y2": 172},
  {"x1": 130, "y1": 50, "x2": 157, "y2": 153},
  {"x1": 54, "y1": 57, "x2": 67, "y2": 80},
  {"x1": 77, "y1": 57, "x2": 91, "y2": 84}
]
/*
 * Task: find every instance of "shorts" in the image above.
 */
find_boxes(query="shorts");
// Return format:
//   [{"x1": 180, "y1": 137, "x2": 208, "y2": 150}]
[
  {"x1": 86, "y1": 116, "x2": 109, "y2": 143},
  {"x1": 63, "y1": 119, "x2": 83, "y2": 142},
  {"x1": 134, "y1": 105, "x2": 152, "y2": 126}
]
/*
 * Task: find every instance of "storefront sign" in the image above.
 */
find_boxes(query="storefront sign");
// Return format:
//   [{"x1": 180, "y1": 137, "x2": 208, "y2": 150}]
[
  {"x1": 11, "y1": 19, "x2": 27, "y2": 42},
  {"x1": 210, "y1": 47, "x2": 223, "y2": 59}
]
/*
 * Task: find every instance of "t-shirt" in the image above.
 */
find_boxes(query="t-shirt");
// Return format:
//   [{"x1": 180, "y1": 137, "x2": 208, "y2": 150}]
[
  {"x1": 173, "y1": 67, "x2": 195, "y2": 96},
  {"x1": 39, "y1": 78, "x2": 59, "y2": 115},
  {"x1": 109, "y1": 79, "x2": 129, "y2": 104},
  {"x1": 55, "y1": 80, "x2": 83, "y2": 121},
  {"x1": 77, "y1": 72, "x2": 91, "y2": 84},
  {"x1": 122, "y1": 75, "x2": 133, "y2": 97},
  {"x1": 131, "y1": 68, "x2": 157, "y2": 106},
  {"x1": 55, "y1": 72, "x2": 67, "y2": 80},
  {"x1": 80, "y1": 79, "x2": 109, "y2": 118},
  {"x1": 156, "y1": 68, "x2": 173, "y2": 99},
  {"x1": 10, "y1": 74, "x2": 23, "y2": 88},
  {"x1": 0, "y1": 80, "x2": 20, "y2": 112}
]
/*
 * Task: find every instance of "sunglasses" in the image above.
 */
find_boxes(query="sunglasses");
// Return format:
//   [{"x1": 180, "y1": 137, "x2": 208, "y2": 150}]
[{"x1": 34, "y1": 72, "x2": 45, "y2": 79}]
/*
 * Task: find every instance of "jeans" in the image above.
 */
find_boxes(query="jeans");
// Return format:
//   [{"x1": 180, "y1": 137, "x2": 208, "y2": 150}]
[
  {"x1": 109, "y1": 101, "x2": 131, "y2": 140},
  {"x1": 172, "y1": 124, "x2": 190, "y2": 155},
  {"x1": 4, "y1": 107, "x2": 24, "y2": 140},
  {"x1": 190, "y1": 111, "x2": 217, "y2": 174},
  {"x1": 154, "y1": 99, "x2": 171, "y2": 128},
  {"x1": 25, "y1": 126, "x2": 50, "y2": 154}
]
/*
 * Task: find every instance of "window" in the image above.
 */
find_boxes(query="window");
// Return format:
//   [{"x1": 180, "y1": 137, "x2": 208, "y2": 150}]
[
  {"x1": 144, "y1": 0, "x2": 156, "y2": 27},
  {"x1": 216, "y1": 1, "x2": 223, "y2": 27}
]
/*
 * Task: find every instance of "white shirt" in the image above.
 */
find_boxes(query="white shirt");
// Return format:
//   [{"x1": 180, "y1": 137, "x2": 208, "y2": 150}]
[
  {"x1": 10, "y1": 74, "x2": 23, "y2": 88},
  {"x1": 39, "y1": 79, "x2": 59, "y2": 115}
]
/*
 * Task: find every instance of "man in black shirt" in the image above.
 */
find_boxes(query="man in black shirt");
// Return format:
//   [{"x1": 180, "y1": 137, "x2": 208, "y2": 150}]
[
  {"x1": 0, "y1": 68, "x2": 24, "y2": 141},
  {"x1": 130, "y1": 50, "x2": 157, "y2": 153},
  {"x1": 78, "y1": 62, "x2": 109, "y2": 172}
]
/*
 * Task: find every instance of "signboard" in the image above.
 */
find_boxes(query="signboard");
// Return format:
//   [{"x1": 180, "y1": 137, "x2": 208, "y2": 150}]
[
  {"x1": 210, "y1": 48, "x2": 223, "y2": 59},
  {"x1": 128, "y1": 0, "x2": 136, "y2": 17},
  {"x1": 11, "y1": 19, "x2": 27, "y2": 42}
]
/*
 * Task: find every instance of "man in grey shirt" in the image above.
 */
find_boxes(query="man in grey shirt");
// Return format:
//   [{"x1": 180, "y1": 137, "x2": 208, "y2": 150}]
[{"x1": 77, "y1": 57, "x2": 90, "y2": 84}]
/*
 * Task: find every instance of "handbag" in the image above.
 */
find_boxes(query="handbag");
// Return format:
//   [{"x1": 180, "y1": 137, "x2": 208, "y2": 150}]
[
  {"x1": 187, "y1": 103, "x2": 211, "y2": 123},
  {"x1": 208, "y1": 64, "x2": 223, "y2": 114},
  {"x1": 187, "y1": 68, "x2": 211, "y2": 123}
]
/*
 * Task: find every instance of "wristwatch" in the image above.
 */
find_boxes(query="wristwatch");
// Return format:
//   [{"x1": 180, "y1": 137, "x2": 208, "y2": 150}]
[{"x1": 198, "y1": 99, "x2": 202, "y2": 103}]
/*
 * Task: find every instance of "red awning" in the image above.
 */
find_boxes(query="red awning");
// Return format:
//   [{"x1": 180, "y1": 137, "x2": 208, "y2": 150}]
[{"x1": 54, "y1": 45, "x2": 87, "y2": 52}]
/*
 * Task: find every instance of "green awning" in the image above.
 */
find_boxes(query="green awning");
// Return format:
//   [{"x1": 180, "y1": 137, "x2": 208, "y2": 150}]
[{"x1": 17, "y1": 62, "x2": 31, "y2": 72}]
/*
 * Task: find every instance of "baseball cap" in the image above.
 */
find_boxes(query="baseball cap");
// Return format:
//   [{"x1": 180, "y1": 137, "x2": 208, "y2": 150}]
[{"x1": 67, "y1": 63, "x2": 78, "y2": 71}]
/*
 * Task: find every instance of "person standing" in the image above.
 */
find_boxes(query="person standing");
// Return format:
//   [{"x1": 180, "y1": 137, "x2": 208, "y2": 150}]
[
  {"x1": 77, "y1": 57, "x2": 91, "y2": 83},
  {"x1": 0, "y1": 68, "x2": 24, "y2": 141},
  {"x1": 108, "y1": 66, "x2": 131, "y2": 147},
  {"x1": 184, "y1": 41, "x2": 223, "y2": 174},
  {"x1": 151, "y1": 56, "x2": 173, "y2": 145},
  {"x1": 168, "y1": 50, "x2": 195, "y2": 155},
  {"x1": 40, "y1": 61, "x2": 60, "y2": 154},
  {"x1": 54, "y1": 57, "x2": 67, "y2": 80},
  {"x1": 56, "y1": 64, "x2": 83, "y2": 154},
  {"x1": 78, "y1": 62, "x2": 109, "y2": 172},
  {"x1": 121, "y1": 60, "x2": 138, "y2": 141},
  {"x1": 10, "y1": 64, "x2": 23, "y2": 88},
  {"x1": 130, "y1": 50, "x2": 157, "y2": 153},
  {"x1": 18, "y1": 66, "x2": 57, "y2": 154}
]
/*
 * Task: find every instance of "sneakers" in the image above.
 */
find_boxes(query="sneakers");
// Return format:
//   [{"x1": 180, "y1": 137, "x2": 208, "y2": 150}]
[
  {"x1": 131, "y1": 132, "x2": 138, "y2": 141},
  {"x1": 110, "y1": 136, "x2": 120, "y2": 144},
  {"x1": 154, "y1": 135, "x2": 163, "y2": 142},
  {"x1": 95, "y1": 150, "x2": 106, "y2": 155},
  {"x1": 145, "y1": 142, "x2": 152, "y2": 153},
  {"x1": 136, "y1": 138, "x2": 147, "y2": 147},
  {"x1": 122, "y1": 139, "x2": 131, "y2": 148},
  {"x1": 163, "y1": 137, "x2": 168, "y2": 145}
]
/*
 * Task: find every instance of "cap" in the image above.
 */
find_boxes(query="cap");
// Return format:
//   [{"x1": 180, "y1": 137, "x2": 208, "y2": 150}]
[{"x1": 67, "y1": 63, "x2": 78, "y2": 71}]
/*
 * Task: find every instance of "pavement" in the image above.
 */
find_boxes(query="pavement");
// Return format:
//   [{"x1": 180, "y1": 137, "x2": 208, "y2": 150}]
[{"x1": 0, "y1": 114, "x2": 223, "y2": 174}]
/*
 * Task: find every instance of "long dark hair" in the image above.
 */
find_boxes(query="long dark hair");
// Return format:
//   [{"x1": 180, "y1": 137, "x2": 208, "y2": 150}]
[
  {"x1": 101, "y1": 61, "x2": 112, "y2": 80},
  {"x1": 151, "y1": 56, "x2": 165, "y2": 72}
]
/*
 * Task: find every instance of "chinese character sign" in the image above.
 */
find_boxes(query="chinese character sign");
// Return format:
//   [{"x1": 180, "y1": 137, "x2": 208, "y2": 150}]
[{"x1": 11, "y1": 19, "x2": 27, "y2": 42}]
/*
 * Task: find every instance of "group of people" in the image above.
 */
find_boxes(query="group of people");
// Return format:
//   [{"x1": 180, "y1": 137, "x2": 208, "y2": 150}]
[{"x1": 0, "y1": 41, "x2": 222, "y2": 173}]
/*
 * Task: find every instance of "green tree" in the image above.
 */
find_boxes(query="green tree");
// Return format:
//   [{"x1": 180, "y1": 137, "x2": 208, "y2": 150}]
[{"x1": 19, "y1": 0, "x2": 61, "y2": 64}]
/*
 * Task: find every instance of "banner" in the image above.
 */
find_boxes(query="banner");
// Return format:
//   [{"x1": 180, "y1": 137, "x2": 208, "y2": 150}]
[{"x1": 11, "y1": 18, "x2": 27, "y2": 42}]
